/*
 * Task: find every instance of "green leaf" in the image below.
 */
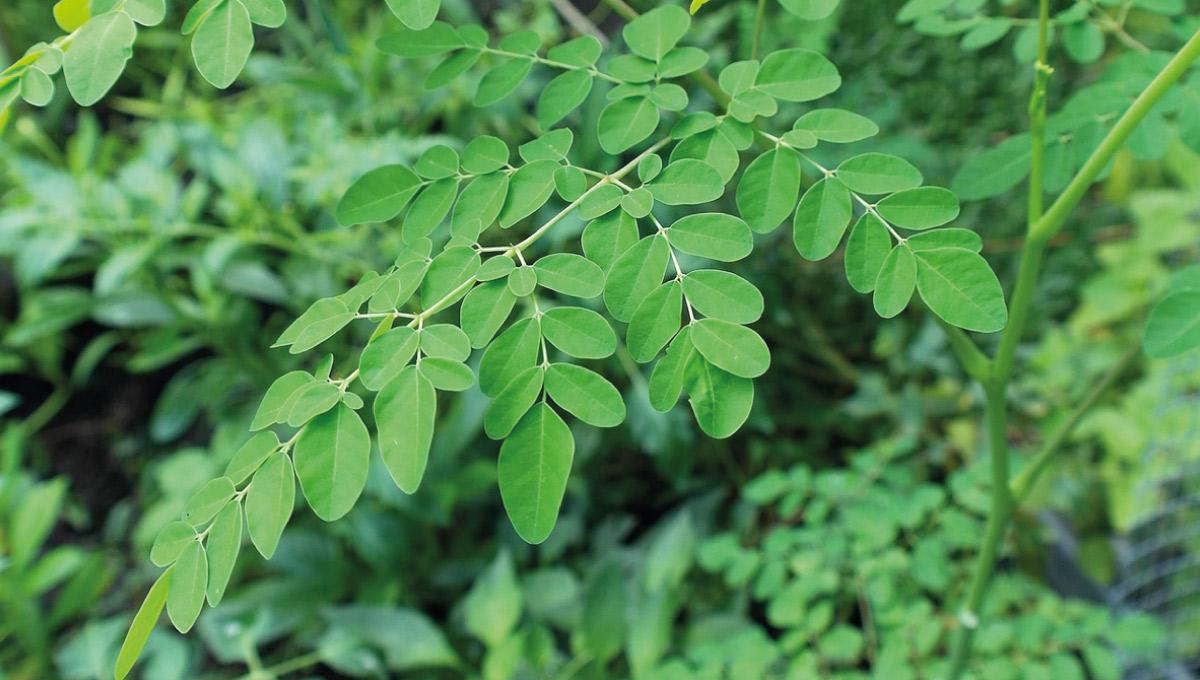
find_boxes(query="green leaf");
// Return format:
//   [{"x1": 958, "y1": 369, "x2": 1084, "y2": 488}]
[
  {"x1": 498, "y1": 403, "x2": 575, "y2": 544},
  {"x1": 242, "y1": 0, "x2": 286, "y2": 27},
  {"x1": 414, "y1": 144, "x2": 459, "y2": 179},
  {"x1": 1145, "y1": 290, "x2": 1200, "y2": 358},
  {"x1": 63, "y1": 11, "x2": 137, "y2": 106},
  {"x1": 836, "y1": 153, "x2": 923, "y2": 195},
  {"x1": 245, "y1": 452, "x2": 294, "y2": 559},
  {"x1": 622, "y1": 5, "x2": 690, "y2": 62},
  {"x1": 648, "y1": 159, "x2": 724, "y2": 206},
  {"x1": 421, "y1": 246, "x2": 480, "y2": 305},
  {"x1": 484, "y1": 365, "x2": 545, "y2": 439},
  {"x1": 480, "y1": 317, "x2": 542, "y2": 396},
  {"x1": 508, "y1": 267, "x2": 538, "y2": 296},
  {"x1": 598, "y1": 96, "x2": 660, "y2": 154},
  {"x1": 463, "y1": 550, "x2": 524, "y2": 647},
  {"x1": 461, "y1": 136, "x2": 509, "y2": 174},
  {"x1": 583, "y1": 211, "x2": 640, "y2": 271},
  {"x1": 276, "y1": 298, "x2": 355, "y2": 354},
  {"x1": 658, "y1": 46, "x2": 708, "y2": 78},
  {"x1": 556, "y1": 166, "x2": 588, "y2": 201},
  {"x1": 421, "y1": 324, "x2": 471, "y2": 361},
  {"x1": 427, "y1": 47, "x2": 480, "y2": 87},
  {"x1": 547, "y1": 35, "x2": 602, "y2": 66},
  {"x1": 359, "y1": 326, "x2": 420, "y2": 391},
  {"x1": 1064, "y1": 21, "x2": 1104, "y2": 63},
  {"x1": 682, "y1": 270, "x2": 763, "y2": 324},
  {"x1": 191, "y1": 0, "x2": 254, "y2": 89},
  {"x1": 452, "y1": 172, "x2": 509, "y2": 240},
  {"x1": 581, "y1": 562, "x2": 627, "y2": 663},
  {"x1": 541, "y1": 307, "x2": 617, "y2": 359},
  {"x1": 475, "y1": 58, "x2": 533, "y2": 107},
  {"x1": 778, "y1": 0, "x2": 839, "y2": 20},
  {"x1": 20, "y1": 69, "x2": 54, "y2": 107},
  {"x1": 908, "y1": 228, "x2": 982, "y2": 252},
  {"x1": 914, "y1": 247, "x2": 1008, "y2": 332},
  {"x1": 534, "y1": 253, "x2": 605, "y2": 299},
  {"x1": 628, "y1": 281, "x2": 683, "y2": 362},
  {"x1": 226, "y1": 431, "x2": 279, "y2": 484},
  {"x1": 667, "y1": 213, "x2": 752, "y2": 261},
  {"x1": 651, "y1": 83, "x2": 689, "y2": 111},
  {"x1": 336, "y1": 164, "x2": 422, "y2": 225},
  {"x1": 375, "y1": 366, "x2": 437, "y2": 493},
  {"x1": 294, "y1": 404, "x2": 370, "y2": 521},
  {"x1": 672, "y1": 129, "x2": 740, "y2": 183},
  {"x1": 604, "y1": 235, "x2": 670, "y2": 322},
  {"x1": 638, "y1": 154, "x2": 664, "y2": 182},
  {"x1": 844, "y1": 214, "x2": 891, "y2": 293},
  {"x1": 648, "y1": 327, "x2": 695, "y2": 412},
  {"x1": 419, "y1": 357, "x2": 475, "y2": 391},
  {"x1": 461, "y1": 280, "x2": 517, "y2": 348},
  {"x1": 793, "y1": 108, "x2": 878, "y2": 143},
  {"x1": 499, "y1": 160, "x2": 559, "y2": 227},
  {"x1": 578, "y1": 184, "x2": 625, "y2": 221},
  {"x1": 951, "y1": 133, "x2": 1031, "y2": 201},
  {"x1": 686, "y1": 354, "x2": 753, "y2": 439},
  {"x1": 376, "y1": 22, "x2": 463, "y2": 58},
  {"x1": 793, "y1": 177, "x2": 853, "y2": 260},
  {"x1": 545, "y1": 363, "x2": 626, "y2": 427},
  {"x1": 150, "y1": 521, "x2": 197, "y2": 567},
  {"x1": 872, "y1": 245, "x2": 917, "y2": 319},
  {"x1": 385, "y1": 0, "x2": 441, "y2": 30},
  {"x1": 961, "y1": 19, "x2": 1012, "y2": 50},
  {"x1": 736, "y1": 148, "x2": 802, "y2": 233},
  {"x1": 167, "y1": 541, "x2": 207, "y2": 633},
  {"x1": 538, "y1": 70, "x2": 594, "y2": 129},
  {"x1": 754, "y1": 48, "x2": 840, "y2": 101},
  {"x1": 54, "y1": 0, "x2": 91, "y2": 31},
  {"x1": 621, "y1": 188, "x2": 655, "y2": 218},
  {"x1": 182, "y1": 477, "x2": 235, "y2": 527},
  {"x1": 403, "y1": 178, "x2": 458, "y2": 241},
  {"x1": 689, "y1": 319, "x2": 770, "y2": 378},
  {"x1": 478, "y1": 256, "x2": 517, "y2": 281},
  {"x1": 114, "y1": 569, "x2": 171, "y2": 680},
  {"x1": 876, "y1": 186, "x2": 960, "y2": 230},
  {"x1": 204, "y1": 501, "x2": 242, "y2": 606}
]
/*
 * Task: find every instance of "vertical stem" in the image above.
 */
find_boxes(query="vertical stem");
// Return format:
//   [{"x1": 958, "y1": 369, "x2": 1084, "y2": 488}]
[{"x1": 751, "y1": 0, "x2": 767, "y2": 59}]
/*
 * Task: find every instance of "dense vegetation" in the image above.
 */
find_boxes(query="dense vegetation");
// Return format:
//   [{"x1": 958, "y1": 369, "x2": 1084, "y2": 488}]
[{"x1": 1, "y1": 0, "x2": 1198, "y2": 678}]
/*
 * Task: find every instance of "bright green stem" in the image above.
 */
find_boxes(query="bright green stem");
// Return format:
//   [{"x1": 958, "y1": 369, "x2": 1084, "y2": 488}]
[
  {"x1": 945, "y1": 20, "x2": 1200, "y2": 680},
  {"x1": 752, "y1": 0, "x2": 767, "y2": 60}
]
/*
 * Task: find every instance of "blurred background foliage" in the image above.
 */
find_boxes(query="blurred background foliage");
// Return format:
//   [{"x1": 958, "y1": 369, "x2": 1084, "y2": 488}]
[{"x1": 0, "y1": 0, "x2": 1198, "y2": 678}]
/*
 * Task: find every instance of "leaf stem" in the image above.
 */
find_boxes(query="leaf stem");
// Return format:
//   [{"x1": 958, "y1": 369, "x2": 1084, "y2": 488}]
[
  {"x1": 751, "y1": 0, "x2": 767, "y2": 60},
  {"x1": 478, "y1": 46, "x2": 624, "y2": 84}
]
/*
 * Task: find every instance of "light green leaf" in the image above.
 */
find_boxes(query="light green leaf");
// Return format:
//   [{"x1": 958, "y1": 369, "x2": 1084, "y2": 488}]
[
  {"x1": 498, "y1": 403, "x2": 575, "y2": 544},
  {"x1": 754, "y1": 48, "x2": 840, "y2": 101},
  {"x1": 419, "y1": 357, "x2": 475, "y2": 391},
  {"x1": 683, "y1": 270, "x2": 763, "y2": 324},
  {"x1": 385, "y1": 0, "x2": 441, "y2": 30},
  {"x1": 182, "y1": 477, "x2": 235, "y2": 527},
  {"x1": 604, "y1": 235, "x2": 670, "y2": 322},
  {"x1": 914, "y1": 247, "x2": 1007, "y2": 332},
  {"x1": 376, "y1": 365, "x2": 436, "y2": 493},
  {"x1": 463, "y1": 550, "x2": 524, "y2": 647},
  {"x1": 598, "y1": 96, "x2": 660, "y2": 154},
  {"x1": 909, "y1": 228, "x2": 983, "y2": 252},
  {"x1": 273, "y1": 298, "x2": 355, "y2": 354},
  {"x1": 452, "y1": 172, "x2": 508, "y2": 240},
  {"x1": 667, "y1": 213, "x2": 752, "y2": 261},
  {"x1": 621, "y1": 188, "x2": 655, "y2": 218},
  {"x1": 294, "y1": 404, "x2": 370, "y2": 521},
  {"x1": 414, "y1": 144, "x2": 459, "y2": 179},
  {"x1": 421, "y1": 246, "x2": 480, "y2": 304},
  {"x1": 793, "y1": 177, "x2": 853, "y2": 260},
  {"x1": 583, "y1": 211, "x2": 640, "y2": 271},
  {"x1": 689, "y1": 319, "x2": 770, "y2": 378},
  {"x1": 736, "y1": 148, "x2": 802, "y2": 233},
  {"x1": 403, "y1": 178, "x2": 458, "y2": 241},
  {"x1": 538, "y1": 70, "x2": 594, "y2": 129},
  {"x1": 778, "y1": 0, "x2": 840, "y2": 19},
  {"x1": 204, "y1": 501, "x2": 242, "y2": 606},
  {"x1": 376, "y1": 21, "x2": 463, "y2": 57},
  {"x1": 628, "y1": 281, "x2": 683, "y2": 362},
  {"x1": 638, "y1": 154, "x2": 664, "y2": 182},
  {"x1": 226, "y1": 431, "x2": 279, "y2": 484},
  {"x1": 1145, "y1": 290, "x2": 1200, "y2": 358},
  {"x1": 541, "y1": 306, "x2": 617, "y2": 359},
  {"x1": 150, "y1": 521, "x2": 196, "y2": 567},
  {"x1": 336, "y1": 164, "x2": 422, "y2": 225},
  {"x1": 484, "y1": 365, "x2": 545, "y2": 439},
  {"x1": 835, "y1": 153, "x2": 923, "y2": 195},
  {"x1": 508, "y1": 267, "x2": 538, "y2": 297},
  {"x1": 20, "y1": 68, "x2": 54, "y2": 106},
  {"x1": 658, "y1": 46, "x2": 708, "y2": 78},
  {"x1": 54, "y1": 0, "x2": 91, "y2": 31},
  {"x1": 191, "y1": 0, "x2": 254, "y2": 89},
  {"x1": 359, "y1": 327, "x2": 420, "y2": 391},
  {"x1": 420, "y1": 324, "x2": 471, "y2": 361},
  {"x1": 622, "y1": 5, "x2": 690, "y2": 61},
  {"x1": 578, "y1": 185, "x2": 624, "y2": 221},
  {"x1": 478, "y1": 256, "x2": 517, "y2": 281},
  {"x1": 475, "y1": 58, "x2": 533, "y2": 107},
  {"x1": 462, "y1": 136, "x2": 510, "y2": 174},
  {"x1": 686, "y1": 354, "x2": 753, "y2": 439},
  {"x1": 961, "y1": 19, "x2": 1012, "y2": 50},
  {"x1": 167, "y1": 541, "x2": 207, "y2": 633},
  {"x1": 844, "y1": 213, "x2": 891, "y2": 293},
  {"x1": 461, "y1": 280, "x2": 517, "y2": 348},
  {"x1": 648, "y1": 327, "x2": 695, "y2": 412},
  {"x1": 534, "y1": 253, "x2": 605, "y2": 299},
  {"x1": 951, "y1": 134, "x2": 1031, "y2": 201},
  {"x1": 242, "y1": 0, "x2": 286, "y2": 27},
  {"x1": 556, "y1": 166, "x2": 588, "y2": 201},
  {"x1": 873, "y1": 245, "x2": 917, "y2": 319},
  {"x1": 671, "y1": 129, "x2": 740, "y2": 183},
  {"x1": 114, "y1": 569, "x2": 171, "y2": 680},
  {"x1": 793, "y1": 108, "x2": 878, "y2": 143},
  {"x1": 499, "y1": 160, "x2": 559, "y2": 227},
  {"x1": 545, "y1": 363, "x2": 625, "y2": 427},
  {"x1": 479, "y1": 317, "x2": 542, "y2": 395},
  {"x1": 876, "y1": 186, "x2": 960, "y2": 230},
  {"x1": 648, "y1": 159, "x2": 724, "y2": 206},
  {"x1": 520, "y1": 129, "x2": 574, "y2": 162},
  {"x1": 63, "y1": 11, "x2": 137, "y2": 106},
  {"x1": 245, "y1": 452, "x2": 294, "y2": 559}
]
